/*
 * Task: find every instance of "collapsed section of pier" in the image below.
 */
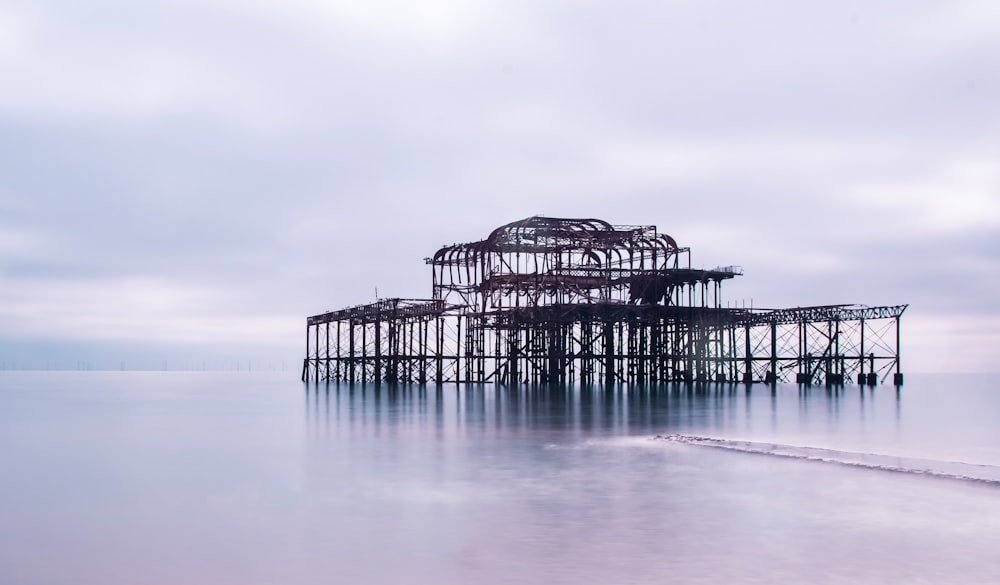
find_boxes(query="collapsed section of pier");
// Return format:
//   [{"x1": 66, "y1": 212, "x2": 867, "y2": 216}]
[{"x1": 303, "y1": 216, "x2": 906, "y2": 385}]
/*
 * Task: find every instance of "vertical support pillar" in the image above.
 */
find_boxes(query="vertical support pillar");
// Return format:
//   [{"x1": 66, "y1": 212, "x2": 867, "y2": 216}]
[
  {"x1": 826, "y1": 319, "x2": 844, "y2": 385},
  {"x1": 604, "y1": 321, "x2": 614, "y2": 385},
  {"x1": 336, "y1": 320, "x2": 342, "y2": 382},
  {"x1": 314, "y1": 319, "x2": 320, "y2": 383},
  {"x1": 825, "y1": 320, "x2": 832, "y2": 381},
  {"x1": 325, "y1": 322, "x2": 331, "y2": 382},
  {"x1": 728, "y1": 323, "x2": 736, "y2": 383},
  {"x1": 743, "y1": 324, "x2": 752, "y2": 383},
  {"x1": 795, "y1": 322, "x2": 811, "y2": 384},
  {"x1": 361, "y1": 320, "x2": 367, "y2": 383},
  {"x1": 455, "y1": 315, "x2": 462, "y2": 383},
  {"x1": 766, "y1": 321, "x2": 777, "y2": 384},
  {"x1": 835, "y1": 319, "x2": 841, "y2": 376},
  {"x1": 858, "y1": 317, "x2": 866, "y2": 384},
  {"x1": 685, "y1": 324, "x2": 694, "y2": 382},
  {"x1": 406, "y1": 318, "x2": 412, "y2": 383},
  {"x1": 479, "y1": 324, "x2": 486, "y2": 383},
  {"x1": 374, "y1": 318, "x2": 382, "y2": 384},
  {"x1": 893, "y1": 315, "x2": 904, "y2": 386},
  {"x1": 421, "y1": 319, "x2": 429, "y2": 384},
  {"x1": 494, "y1": 326, "x2": 502, "y2": 384},
  {"x1": 303, "y1": 321, "x2": 310, "y2": 382},
  {"x1": 348, "y1": 320, "x2": 356, "y2": 384},
  {"x1": 387, "y1": 320, "x2": 396, "y2": 383},
  {"x1": 650, "y1": 320, "x2": 659, "y2": 383},
  {"x1": 618, "y1": 322, "x2": 626, "y2": 383},
  {"x1": 625, "y1": 322, "x2": 635, "y2": 384},
  {"x1": 435, "y1": 317, "x2": 443, "y2": 383}
]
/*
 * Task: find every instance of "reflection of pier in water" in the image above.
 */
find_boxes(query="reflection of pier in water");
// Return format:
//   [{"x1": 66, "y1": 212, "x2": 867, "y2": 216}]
[
  {"x1": 303, "y1": 382, "x2": 899, "y2": 438},
  {"x1": 303, "y1": 217, "x2": 907, "y2": 387}
]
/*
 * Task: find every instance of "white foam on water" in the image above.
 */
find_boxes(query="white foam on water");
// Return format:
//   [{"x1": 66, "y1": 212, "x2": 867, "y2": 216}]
[{"x1": 653, "y1": 434, "x2": 1000, "y2": 486}]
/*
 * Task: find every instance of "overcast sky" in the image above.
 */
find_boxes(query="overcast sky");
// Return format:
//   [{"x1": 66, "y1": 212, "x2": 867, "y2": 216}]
[{"x1": 1, "y1": 0, "x2": 998, "y2": 372}]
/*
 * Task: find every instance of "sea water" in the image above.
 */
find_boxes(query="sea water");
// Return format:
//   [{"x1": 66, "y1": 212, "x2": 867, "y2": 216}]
[{"x1": 1, "y1": 372, "x2": 998, "y2": 584}]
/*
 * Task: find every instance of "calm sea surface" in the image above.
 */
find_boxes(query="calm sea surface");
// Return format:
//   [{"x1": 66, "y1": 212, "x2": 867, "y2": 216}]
[{"x1": 1, "y1": 372, "x2": 999, "y2": 584}]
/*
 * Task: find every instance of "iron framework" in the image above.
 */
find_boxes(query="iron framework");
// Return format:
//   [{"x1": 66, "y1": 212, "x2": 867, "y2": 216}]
[{"x1": 303, "y1": 217, "x2": 906, "y2": 385}]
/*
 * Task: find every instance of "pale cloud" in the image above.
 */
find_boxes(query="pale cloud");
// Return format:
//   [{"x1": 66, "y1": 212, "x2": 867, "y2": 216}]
[
  {"x1": 847, "y1": 159, "x2": 1000, "y2": 234},
  {"x1": 0, "y1": 276, "x2": 299, "y2": 345},
  {"x1": 905, "y1": 313, "x2": 1000, "y2": 373},
  {"x1": 0, "y1": 7, "x2": 29, "y2": 65},
  {"x1": 0, "y1": 227, "x2": 52, "y2": 264},
  {"x1": 270, "y1": 0, "x2": 505, "y2": 46}
]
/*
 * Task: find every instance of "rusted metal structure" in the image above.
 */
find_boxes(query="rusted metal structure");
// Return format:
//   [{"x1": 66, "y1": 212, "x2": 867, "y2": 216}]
[{"x1": 303, "y1": 217, "x2": 906, "y2": 385}]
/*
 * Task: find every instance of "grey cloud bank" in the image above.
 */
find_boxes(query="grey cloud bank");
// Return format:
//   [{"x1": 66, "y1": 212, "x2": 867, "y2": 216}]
[{"x1": 1, "y1": 0, "x2": 998, "y2": 372}]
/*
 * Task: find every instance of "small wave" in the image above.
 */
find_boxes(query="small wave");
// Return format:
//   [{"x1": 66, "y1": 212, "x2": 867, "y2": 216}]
[{"x1": 654, "y1": 434, "x2": 1000, "y2": 486}]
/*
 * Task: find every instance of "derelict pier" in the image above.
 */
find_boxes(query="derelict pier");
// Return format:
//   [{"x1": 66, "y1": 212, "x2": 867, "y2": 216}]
[{"x1": 303, "y1": 217, "x2": 905, "y2": 386}]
